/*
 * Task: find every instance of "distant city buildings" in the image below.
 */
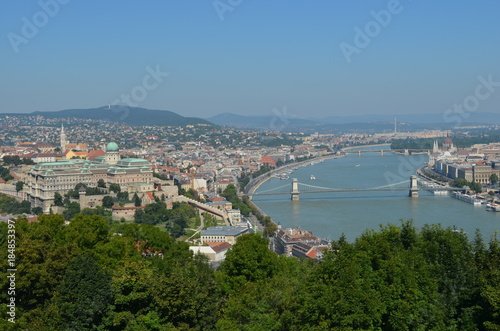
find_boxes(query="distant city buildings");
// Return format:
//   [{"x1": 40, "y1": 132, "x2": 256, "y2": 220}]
[
  {"x1": 431, "y1": 139, "x2": 500, "y2": 184},
  {"x1": 274, "y1": 226, "x2": 330, "y2": 260}
]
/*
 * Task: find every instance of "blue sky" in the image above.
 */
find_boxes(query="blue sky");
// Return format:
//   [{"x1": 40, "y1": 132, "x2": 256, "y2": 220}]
[{"x1": 1, "y1": 0, "x2": 500, "y2": 119}]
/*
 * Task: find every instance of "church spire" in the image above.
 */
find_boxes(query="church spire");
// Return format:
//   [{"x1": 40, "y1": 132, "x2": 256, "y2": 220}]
[{"x1": 60, "y1": 124, "x2": 68, "y2": 151}]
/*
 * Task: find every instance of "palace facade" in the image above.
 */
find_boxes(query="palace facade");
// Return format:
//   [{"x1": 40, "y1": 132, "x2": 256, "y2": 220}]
[{"x1": 27, "y1": 142, "x2": 154, "y2": 213}]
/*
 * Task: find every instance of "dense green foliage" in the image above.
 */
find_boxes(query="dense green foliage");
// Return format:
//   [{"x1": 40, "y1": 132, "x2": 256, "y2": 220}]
[
  {"x1": 0, "y1": 165, "x2": 14, "y2": 182},
  {"x1": 134, "y1": 201, "x2": 199, "y2": 238},
  {"x1": 64, "y1": 183, "x2": 106, "y2": 200},
  {"x1": 15, "y1": 181, "x2": 24, "y2": 193},
  {"x1": 490, "y1": 174, "x2": 498, "y2": 185},
  {"x1": 391, "y1": 138, "x2": 435, "y2": 150},
  {"x1": 451, "y1": 178, "x2": 483, "y2": 193},
  {"x1": 0, "y1": 215, "x2": 219, "y2": 330},
  {"x1": 102, "y1": 196, "x2": 114, "y2": 208},
  {"x1": 392, "y1": 133, "x2": 500, "y2": 150},
  {"x1": 0, "y1": 194, "x2": 32, "y2": 214},
  {"x1": 221, "y1": 184, "x2": 251, "y2": 216},
  {"x1": 2, "y1": 155, "x2": 35, "y2": 165},
  {"x1": 2, "y1": 218, "x2": 500, "y2": 330}
]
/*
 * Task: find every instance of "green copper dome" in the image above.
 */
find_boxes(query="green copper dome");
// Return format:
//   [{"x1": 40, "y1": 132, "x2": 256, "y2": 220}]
[{"x1": 106, "y1": 142, "x2": 119, "y2": 152}]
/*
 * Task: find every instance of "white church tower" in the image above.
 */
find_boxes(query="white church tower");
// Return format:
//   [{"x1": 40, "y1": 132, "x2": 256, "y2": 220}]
[{"x1": 60, "y1": 124, "x2": 69, "y2": 151}]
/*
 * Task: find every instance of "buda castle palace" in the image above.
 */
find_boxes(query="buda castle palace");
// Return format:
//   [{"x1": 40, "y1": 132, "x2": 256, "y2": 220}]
[{"x1": 27, "y1": 125, "x2": 154, "y2": 213}]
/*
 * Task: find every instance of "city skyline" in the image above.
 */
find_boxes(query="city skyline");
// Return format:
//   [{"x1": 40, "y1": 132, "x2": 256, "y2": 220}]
[{"x1": 2, "y1": 1, "x2": 500, "y2": 120}]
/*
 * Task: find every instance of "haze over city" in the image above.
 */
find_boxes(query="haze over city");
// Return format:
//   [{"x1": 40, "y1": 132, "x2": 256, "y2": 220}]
[{"x1": 2, "y1": 1, "x2": 500, "y2": 120}]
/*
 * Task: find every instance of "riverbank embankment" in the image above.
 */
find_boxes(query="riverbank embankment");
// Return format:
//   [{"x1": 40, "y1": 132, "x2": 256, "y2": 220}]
[{"x1": 245, "y1": 153, "x2": 344, "y2": 198}]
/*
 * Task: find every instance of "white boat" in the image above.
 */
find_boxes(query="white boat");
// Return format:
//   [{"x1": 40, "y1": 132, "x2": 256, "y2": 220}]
[
  {"x1": 486, "y1": 203, "x2": 500, "y2": 212},
  {"x1": 355, "y1": 164, "x2": 360, "y2": 167},
  {"x1": 451, "y1": 192, "x2": 482, "y2": 205},
  {"x1": 310, "y1": 175, "x2": 316, "y2": 180}
]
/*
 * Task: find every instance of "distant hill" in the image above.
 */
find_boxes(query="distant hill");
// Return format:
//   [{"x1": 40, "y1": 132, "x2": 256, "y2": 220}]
[
  {"x1": 208, "y1": 111, "x2": 500, "y2": 132},
  {"x1": 207, "y1": 113, "x2": 322, "y2": 130},
  {"x1": 311, "y1": 112, "x2": 500, "y2": 125},
  {"x1": 207, "y1": 113, "x2": 426, "y2": 132},
  {"x1": 19, "y1": 106, "x2": 212, "y2": 126}
]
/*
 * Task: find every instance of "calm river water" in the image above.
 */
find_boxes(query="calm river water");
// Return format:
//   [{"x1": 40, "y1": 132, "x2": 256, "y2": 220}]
[{"x1": 253, "y1": 146, "x2": 500, "y2": 242}]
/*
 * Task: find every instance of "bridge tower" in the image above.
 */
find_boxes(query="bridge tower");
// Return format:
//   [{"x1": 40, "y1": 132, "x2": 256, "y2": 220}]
[
  {"x1": 291, "y1": 178, "x2": 300, "y2": 200},
  {"x1": 409, "y1": 175, "x2": 419, "y2": 198}
]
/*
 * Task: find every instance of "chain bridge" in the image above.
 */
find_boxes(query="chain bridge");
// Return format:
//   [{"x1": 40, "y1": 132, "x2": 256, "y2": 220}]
[{"x1": 249, "y1": 176, "x2": 466, "y2": 200}]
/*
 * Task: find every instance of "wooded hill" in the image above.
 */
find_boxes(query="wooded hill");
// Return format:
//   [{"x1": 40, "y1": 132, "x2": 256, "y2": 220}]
[{"x1": 1, "y1": 217, "x2": 499, "y2": 330}]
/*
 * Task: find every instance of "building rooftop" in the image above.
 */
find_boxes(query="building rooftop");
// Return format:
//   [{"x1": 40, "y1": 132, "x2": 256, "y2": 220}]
[
  {"x1": 202, "y1": 226, "x2": 249, "y2": 237},
  {"x1": 106, "y1": 142, "x2": 119, "y2": 152}
]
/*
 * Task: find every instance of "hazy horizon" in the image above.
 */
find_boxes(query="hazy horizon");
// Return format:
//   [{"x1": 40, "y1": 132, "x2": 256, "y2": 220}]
[{"x1": 2, "y1": 1, "x2": 500, "y2": 121}]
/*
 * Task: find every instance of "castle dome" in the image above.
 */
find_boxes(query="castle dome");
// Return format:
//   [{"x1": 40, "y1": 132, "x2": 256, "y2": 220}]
[{"x1": 106, "y1": 142, "x2": 119, "y2": 152}]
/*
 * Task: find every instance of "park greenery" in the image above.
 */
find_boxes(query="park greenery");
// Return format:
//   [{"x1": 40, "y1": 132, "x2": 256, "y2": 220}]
[
  {"x1": 1, "y1": 155, "x2": 35, "y2": 166},
  {"x1": 0, "y1": 194, "x2": 32, "y2": 215},
  {"x1": 221, "y1": 184, "x2": 252, "y2": 216},
  {"x1": 392, "y1": 133, "x2": 500, "y2": 150},
  {"x1": 134, "y1": 201, "x2": 199, "y2": 238},
  {"x1": 1, "y1": 217, "x2": 500, "y2": 330},
  {"x1": 0, "y1": 165, "x2": 14, "y2": 182},
  {"x1": 451, "y1": 178, "x2": 483, "y2": 193}
]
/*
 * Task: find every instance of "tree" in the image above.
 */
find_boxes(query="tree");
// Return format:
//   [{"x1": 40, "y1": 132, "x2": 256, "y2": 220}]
[
  {"x1": 53, "y1": 192, "x2": 64, "y2": 207},
  {"x1": 31, "y1": 207, "x2": 43, "y2": 215},
  {"x1": 102, "y1": 196, "x2": 114, "y2": 208},
  {"x1": 133, "y1": 193, "x2": 141, "y2": 207},
  {"x1": 56, "y1": 254, "x2": 112, "y2": 329},
  {"x1": 15, "y1": 181, "x2": 24, "y2": 192},
  {"x1": 109, "y1": 183, "x2": 121, "y2": 193},
  {"x1": 135, "y1": 202, "x2": 168, "y2": 225},
  {"x1": 63, "y1": 202, "x2": 80, "y2": 220},
  {"x1": 116, "y1": 191, "x2": 129, "y2": 202},
  {"x1": 220, "y1": 233, "x2": 278, "y2": 290},
  {"x1": 490, "y1": 173, "x2": 499, "y2": 186},
  {"x1": 451, "y1": 178, "x2": 468, "y2": 188},
  {"x1": 469, "y1": 181, "x2": 482, "y2": 193},
  {"x1": 97, "y1": 179, "x2": 106, "y2": 188}
]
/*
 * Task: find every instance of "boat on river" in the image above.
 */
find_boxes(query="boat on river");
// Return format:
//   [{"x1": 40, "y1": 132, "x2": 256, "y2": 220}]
[
  {"x1": 486, "y1": 203, "x2": 500, "y2": 212},
  {"x1": 451, "y1": 192, "x2": 482, "y2": 205}
]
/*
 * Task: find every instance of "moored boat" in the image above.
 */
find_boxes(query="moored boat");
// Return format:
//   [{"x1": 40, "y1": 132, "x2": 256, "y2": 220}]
[
  {"x1": 486, "y1": 203, "x2": 500, "y2": 212},
  {"x1": 451, "y1": 192, "x2": 482, "y2": 205}
]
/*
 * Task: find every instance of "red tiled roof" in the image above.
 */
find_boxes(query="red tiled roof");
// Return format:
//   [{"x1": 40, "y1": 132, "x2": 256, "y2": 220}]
[
  {"x1": 209, "y1": 242, "x2": 232, "y2": 253},
  {"x1": 306, "y1": 249, "x2": 318, "y2": 259},
  {"x1": 87, "y1": 150, "x2": 105, "y2": 160}
]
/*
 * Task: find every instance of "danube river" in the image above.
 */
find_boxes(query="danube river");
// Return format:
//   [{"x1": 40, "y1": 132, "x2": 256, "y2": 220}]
[{"x1": 253, "y1": 146, "x2": 500, "y2": 242}]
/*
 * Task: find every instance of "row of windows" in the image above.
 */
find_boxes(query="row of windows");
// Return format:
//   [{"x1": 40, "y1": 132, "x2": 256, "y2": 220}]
[{"x1": 202, "y1": 236, "x2": 227, "y2": 241}]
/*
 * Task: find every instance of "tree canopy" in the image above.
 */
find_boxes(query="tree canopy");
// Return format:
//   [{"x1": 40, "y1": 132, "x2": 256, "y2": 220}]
[{"x1": 2, "y1": 217, "x2": 500, "y2": 329}]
